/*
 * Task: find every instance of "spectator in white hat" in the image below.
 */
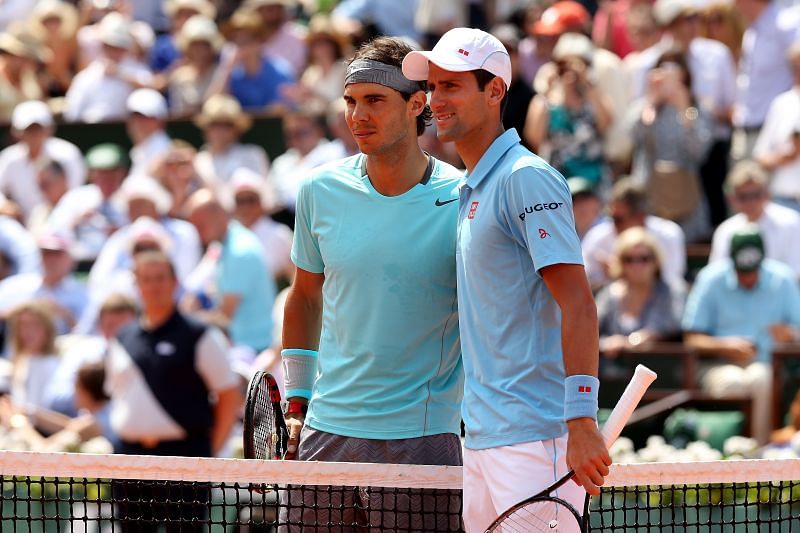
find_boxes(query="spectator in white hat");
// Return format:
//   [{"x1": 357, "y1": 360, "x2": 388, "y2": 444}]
[
  {"x1": 76, "y1": 0, "x2": 155, "y2": 69},
  {"x1": 0, "y1": 101, "x2": 85, "y2": 218},
  {"x1": 193, "y1": 94, "x2": 270, "y2": 187},
  {"x1": 126, "y1": 88, "x2": 171, "y2": 176},
  {"x1": 0, "y1": 232, "x2": 88, "y2": 335},
  {"x1": 229, "y1": 167, "x2": 292, "y2": 282},
  {"x1": 63, "y1": 12, "x2": 155, "y2": 123},
  {"x1": 167, "y1": 14, "x2": 223, "y2": 117},
  {"x1": 151, "y1": 0, "x2": 216, "y2": 73},
  {"x1": 88, "y1": 176, "x2": 200, "y2": 297}
]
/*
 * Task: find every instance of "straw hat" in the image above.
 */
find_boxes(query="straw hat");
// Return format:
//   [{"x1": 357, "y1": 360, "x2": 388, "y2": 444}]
[
  {"x1": 222, "y1": 8, "x2": 269, "y2": 40},
  {"x1": 176, "y1": 15, "x2": 224, "y2": 52},
  {"x1": 164, "y1": 0, "x2": 217, "y2": 20},
  {"x1": 305, "y1": 13, "x2": 350, "y2": 56},
  {"x1": 29, "y1": 0, "x2": 79, "y2": 40},
  {"x1": 0, "y1": 23, "x2": 51, "y2": 63},
  {"x1": 194, "y1": 94, "x2": 253, "y2": 132}
]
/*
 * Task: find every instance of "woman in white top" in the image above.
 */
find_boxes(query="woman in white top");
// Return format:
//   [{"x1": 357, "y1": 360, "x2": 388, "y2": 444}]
[{"x1": 6, "y1": 301, "x2": 61, "y2": 413}]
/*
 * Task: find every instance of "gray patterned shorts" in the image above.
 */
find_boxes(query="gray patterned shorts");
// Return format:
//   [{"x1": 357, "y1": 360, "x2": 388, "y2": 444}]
[{"x1": 277, "y1": 426, "x2": 464, "y2": 532}]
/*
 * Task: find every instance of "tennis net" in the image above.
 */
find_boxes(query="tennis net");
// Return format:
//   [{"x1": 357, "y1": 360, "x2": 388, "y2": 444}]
[{"x1": 1, "y1": 451, "x2": 800, "y2": 531}]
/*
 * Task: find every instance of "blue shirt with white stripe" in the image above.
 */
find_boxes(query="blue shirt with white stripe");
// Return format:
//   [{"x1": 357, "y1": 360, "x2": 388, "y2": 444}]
[
  {"x1": 457, "y1": 129, "x2": 584, "y2": 450},
  {"x1": 292, "y1": 154, "x2": 464, "y2": 439}
]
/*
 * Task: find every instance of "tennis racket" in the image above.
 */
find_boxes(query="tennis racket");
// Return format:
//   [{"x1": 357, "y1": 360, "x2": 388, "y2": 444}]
[
  {"x1": 243, "y1": 371, "x2": 289, "y2": 460},
  {"x1": 485, "y1": 364, "x2": 658, "y2": 533}
]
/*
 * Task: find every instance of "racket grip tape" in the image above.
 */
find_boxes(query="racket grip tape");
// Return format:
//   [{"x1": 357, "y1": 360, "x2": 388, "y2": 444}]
[{"x1": 600, "y1": 365, "x2": 657, "y2": 447}]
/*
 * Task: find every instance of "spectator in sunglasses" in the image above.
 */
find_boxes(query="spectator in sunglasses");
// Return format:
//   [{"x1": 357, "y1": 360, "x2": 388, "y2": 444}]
[
  {"x1": 709, "y1": 160, "x2": 800, "y2": 277},
  {"x1": 597, "y1": 226, "x2": 684, "y2": 360}
]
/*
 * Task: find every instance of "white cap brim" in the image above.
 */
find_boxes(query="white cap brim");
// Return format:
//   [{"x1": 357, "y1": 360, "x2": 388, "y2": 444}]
[{"x1": 402, "y1": 50, "x2": 477, "y2": 82}]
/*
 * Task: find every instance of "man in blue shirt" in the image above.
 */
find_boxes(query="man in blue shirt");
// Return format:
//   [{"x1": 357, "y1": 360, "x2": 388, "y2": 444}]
[
  {"x1": 403, "y1": 28, "x2": 609, "y2": 532},
  {"x1": 281, "y1": 37, "x2": 463, "y2": 530},
  {"x1": 184, "y1": 189, "x2": 276, "y2": 352},
  {"x1": 684, "y1": 225, "x2": 800, "y2": 444}
]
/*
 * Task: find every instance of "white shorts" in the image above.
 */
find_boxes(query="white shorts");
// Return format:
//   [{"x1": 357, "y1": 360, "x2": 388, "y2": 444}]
[{"x1": 463, "y1": 435, "x2": 587, "y2": 533}]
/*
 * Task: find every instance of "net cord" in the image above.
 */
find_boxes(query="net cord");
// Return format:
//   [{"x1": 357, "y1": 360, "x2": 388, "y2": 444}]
[{"x1": 2, "y1": 451, "x2": 800, "y2": 488}]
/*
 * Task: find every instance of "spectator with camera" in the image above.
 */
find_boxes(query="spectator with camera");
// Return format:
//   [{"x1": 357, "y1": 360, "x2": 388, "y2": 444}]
[
  {"x1": 525, "y1": 32, "x2": 613, "y2": 191},
  {"x1": 628, "y1": 48, "x2": 712, "y2": 243}
]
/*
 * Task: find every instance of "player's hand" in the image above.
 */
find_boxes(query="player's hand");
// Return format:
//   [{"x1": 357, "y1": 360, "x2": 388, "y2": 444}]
[
  {"x1": 566, "y1": 417, "x2": 611, "y2": 496},
  {"x1": 284, "y1": 413, "x2": 304, "y2": 460}
]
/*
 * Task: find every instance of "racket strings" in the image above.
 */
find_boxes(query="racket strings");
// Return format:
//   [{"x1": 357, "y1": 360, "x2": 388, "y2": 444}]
[
  {"x1": 487, "y1": 499, "x2": 575, "y2": 532},
  {"x1": 252, "y1": 378, "x2": 278, "y2": 460}
]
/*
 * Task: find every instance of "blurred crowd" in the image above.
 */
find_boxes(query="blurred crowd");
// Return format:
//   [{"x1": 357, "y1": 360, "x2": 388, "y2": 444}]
[{"x1": 0, "y1": 0, "x2": 798, "y2": 456}]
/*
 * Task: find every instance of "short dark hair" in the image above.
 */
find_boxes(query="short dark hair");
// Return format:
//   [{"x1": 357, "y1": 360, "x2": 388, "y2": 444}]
[
  {"x1": 76, "y1": 361, "x2": 110, "y2": 403},
  {"x1": 38, "y1": 158, "x2": 66, "y2": 178},
  {"x1": 350, "y1": 36, "x2": 432, "y2": 136},
  {"x1": 611, "y1": 177, "x2": 648, "y2": 214},
  {"x1": 471, "y1": 69, "x2": 509, "y2": 117}
]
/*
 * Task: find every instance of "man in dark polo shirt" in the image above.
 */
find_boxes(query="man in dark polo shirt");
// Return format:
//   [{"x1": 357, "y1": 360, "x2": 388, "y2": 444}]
[{"x1": 106, "y1": 250, "x2": 241, "y2": 529}]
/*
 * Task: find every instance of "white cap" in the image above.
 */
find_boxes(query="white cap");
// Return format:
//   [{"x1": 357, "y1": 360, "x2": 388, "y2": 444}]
[
  {"x1": 402, "y1": 27, "x2": 512, "y2": 89},
  {"x1": 126, "y1": 88, "x2": 168, "y2": 119},
  {"x1": 552, "y1": 33, "x2": 594, "y2": 63},
  {"x1": 12, "y1": 100, "x2": 54, "y2": 130},
  {"x1": 230, "y1": 167, "x2": 265, "y2": 195},
  {"x1": 653, "y1": 0, "x2": 694, "y2": 26},
  {"x1": 99, "y1": 11, "x2": 133, "y2": 49},
  {"x1": 119, "y1": 175, "x2": 172, "y2": 215},
  {"x1": 126, "y1": 216, "x2": 173, "y2": 253}
]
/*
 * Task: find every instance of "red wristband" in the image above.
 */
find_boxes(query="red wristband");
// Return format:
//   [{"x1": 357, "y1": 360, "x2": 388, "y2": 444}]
[{"x1": 287, "y1": 401, "x2": 308, "y2": 416}]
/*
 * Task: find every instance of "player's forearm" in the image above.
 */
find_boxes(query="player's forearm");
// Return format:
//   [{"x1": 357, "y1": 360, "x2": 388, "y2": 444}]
[
  {"x1": 561, "y1": 296, "x2": 600, "y2": 378},
  {"x1": 282, "y1": 284, "x2": 323, "y2": 350}
]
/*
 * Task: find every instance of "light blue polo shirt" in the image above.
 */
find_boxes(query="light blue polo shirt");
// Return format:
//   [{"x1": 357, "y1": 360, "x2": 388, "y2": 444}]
[
  {"x1": 218, "y1": 221, "x2": 276, "y2": 351},
  {"x1": 457, "y1": 129, "x2": 584, "y2": 450},
  {"x1": 292, "y1": 154, "x2": 464, "y2": 439},
  {"x1": 683, "y1": 258, "x2": 800, "y2": 362}
]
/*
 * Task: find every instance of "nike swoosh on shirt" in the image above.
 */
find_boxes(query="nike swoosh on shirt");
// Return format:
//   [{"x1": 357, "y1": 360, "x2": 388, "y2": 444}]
[{"x1": 435, "y1": 198, "x2": 458, "y2": 206}]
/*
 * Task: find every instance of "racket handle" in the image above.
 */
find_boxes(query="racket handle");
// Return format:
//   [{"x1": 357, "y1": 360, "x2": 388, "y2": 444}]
[{"x1": 600, "y1": 364, "x2": 657, "y2": 447}]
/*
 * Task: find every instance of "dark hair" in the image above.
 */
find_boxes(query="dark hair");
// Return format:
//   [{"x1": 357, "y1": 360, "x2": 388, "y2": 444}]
[
  {"x1": 471, "y1": 69, "x2": 509, "y2": 117},
  {"x1": 611, "y1": 177, "x2": 648, "y2": 214},
  {"x1": 38, "y1": 158, "x2": 66, "y2": 178},
  {"x1": 350, "y1": 36, "x2": 432, "y2": 136},
  {"x1": 76, "y1": 361, "x2": 110, "y2": 403},
  {"x1": 655, "y1": 48, "x2": 695, "y2": 105}
]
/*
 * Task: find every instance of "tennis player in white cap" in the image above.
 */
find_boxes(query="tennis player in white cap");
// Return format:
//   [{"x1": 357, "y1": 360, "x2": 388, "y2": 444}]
[{"x1": 403, "y1": 28, "x2": 611, "y2": 532}]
